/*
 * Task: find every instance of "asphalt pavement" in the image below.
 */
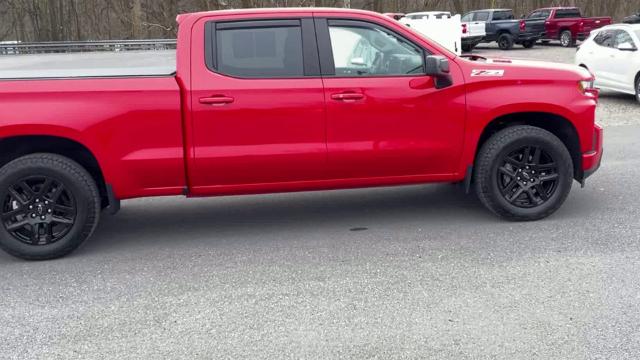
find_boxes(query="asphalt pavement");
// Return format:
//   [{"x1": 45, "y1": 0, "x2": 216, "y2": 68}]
[{"x1": 1, "y1": 45, "x2": 640, "y2": 360}]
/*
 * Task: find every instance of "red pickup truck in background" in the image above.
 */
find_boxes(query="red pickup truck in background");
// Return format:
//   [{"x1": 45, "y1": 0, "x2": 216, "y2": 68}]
[
  {"x1": 527, "y1": 7, "x2": 612, "y2": 47},
  {"x1": 0, "y1": 8, "x2": 602, "y2": 260}
]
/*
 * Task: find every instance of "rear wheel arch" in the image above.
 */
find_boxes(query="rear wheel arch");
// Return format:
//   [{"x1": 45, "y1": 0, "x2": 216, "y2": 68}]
[
  {"x1": 475, "y1": 112, "x2": 583, "y2": 181},
  {"x1": 559, "y1": 27, "x2": 572, "y2": 38},
  {"x1": 0, "y1": 136, "x2": 109, "y2": 208}
]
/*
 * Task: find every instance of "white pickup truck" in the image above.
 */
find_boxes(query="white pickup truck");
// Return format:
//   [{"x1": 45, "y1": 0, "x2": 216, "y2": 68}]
[{"x1": 400, "y1": 11, "x2": 486, "y2": 53}]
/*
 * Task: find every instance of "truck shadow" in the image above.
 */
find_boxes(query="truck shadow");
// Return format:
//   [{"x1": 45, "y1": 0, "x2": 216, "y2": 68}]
[
  {"x1": 82, "y1": 181, "x2": 603, "y2": 255},
  {"x1": 85, "y1": 184, "x2": 492, "y2": 252}
]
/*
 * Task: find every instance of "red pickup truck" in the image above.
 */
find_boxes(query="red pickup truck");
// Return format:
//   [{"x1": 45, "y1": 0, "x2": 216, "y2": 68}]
[
  {"x1": 527, "y1": 7, "x2": 612, "y2": 47},
  {"x1": 0, "y1": 8, "x2": 602, "y2": 260}
]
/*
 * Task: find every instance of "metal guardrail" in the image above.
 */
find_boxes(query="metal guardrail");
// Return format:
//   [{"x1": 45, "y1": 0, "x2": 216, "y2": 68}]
[{"x1": 0, "y1": 39, "x2": 177, "y2": 55}]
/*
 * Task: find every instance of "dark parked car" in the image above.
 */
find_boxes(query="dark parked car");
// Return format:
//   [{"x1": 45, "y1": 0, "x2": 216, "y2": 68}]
[
  {"x1": 624, "y1": 12, "x2": 640, "y2": 24},
  {"x1": 462, "y1": 9, "x2": 546, "y2": 50}
]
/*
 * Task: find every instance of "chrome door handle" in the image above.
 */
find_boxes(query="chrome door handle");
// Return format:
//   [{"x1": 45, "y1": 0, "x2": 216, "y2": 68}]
[{"x1": 331, "y1": 93, "x2": 364, "y2": 101}]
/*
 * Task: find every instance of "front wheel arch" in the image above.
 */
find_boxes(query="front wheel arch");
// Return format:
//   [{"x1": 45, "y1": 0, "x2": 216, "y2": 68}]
[
  {"x1": 635, "y1": 72, "x2": 640, "y2": 103},
  {"x1": 475, "y1": 112, "x2": 582, "y2": 182}
]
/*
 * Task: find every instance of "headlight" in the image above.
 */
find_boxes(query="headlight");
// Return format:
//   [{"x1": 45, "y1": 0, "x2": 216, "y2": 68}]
[
  {"x1": 578, "y1": 80, "x2": 594, "y2": 92},
  {"x1": 578, "y1": 79, "x2": 599, "y2": 99}
]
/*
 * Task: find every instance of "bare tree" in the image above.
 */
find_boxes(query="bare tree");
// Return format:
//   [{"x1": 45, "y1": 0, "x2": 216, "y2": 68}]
[{"x1": 0, "y1": 0, "x2": 636, "y2": 42}]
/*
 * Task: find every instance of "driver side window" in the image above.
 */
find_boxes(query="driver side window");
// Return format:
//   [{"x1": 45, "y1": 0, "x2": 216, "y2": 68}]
[{"x1": 328, "y1": 22, "x2": 425, "y2": 77}]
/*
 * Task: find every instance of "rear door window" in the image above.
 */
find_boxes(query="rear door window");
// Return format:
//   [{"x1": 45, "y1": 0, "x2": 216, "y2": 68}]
[
  {"x1": 206, "y1": 20, "x2": 317, "y2": 78},
  {"x1": 528, "y1": 10, "x2": 551, "y2": 19},
  {"x1": 593, "y1": 30, "x2": 615, "y2": 48}
]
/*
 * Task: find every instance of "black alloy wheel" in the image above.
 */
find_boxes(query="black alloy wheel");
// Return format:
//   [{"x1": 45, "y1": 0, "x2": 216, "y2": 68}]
[
  {"x1": 2, "y1": 176, "x2": 76, "y2": 246},
  {"x1": 496, "y1": 146, "x2": 559, "y2": 208},
  {"x1": 0, "y1": 154, "x2": 100, "y2": 260},
  {"x1": 498, "y1": 33, "x2": 514, "y2": 50},
  {"x1": 474, "y1": 125, "x2": 574, "y2": 221}
]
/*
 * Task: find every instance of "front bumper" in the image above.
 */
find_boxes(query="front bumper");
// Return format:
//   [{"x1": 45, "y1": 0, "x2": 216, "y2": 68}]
[{"x1": 582, "y1": 123, "x2": 603, "y2": 180}]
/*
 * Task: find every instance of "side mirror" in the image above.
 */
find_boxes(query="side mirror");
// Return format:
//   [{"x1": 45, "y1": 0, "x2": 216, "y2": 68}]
[
  {"x1": 425, "y1": 55, "x2": 452, "y2": 89},
  {"x1": 617, "y1": 42, "x2": 637, "y2": 51},
  {"x1": 521, "y1": 14, "x2": 526, "y2": 19}
]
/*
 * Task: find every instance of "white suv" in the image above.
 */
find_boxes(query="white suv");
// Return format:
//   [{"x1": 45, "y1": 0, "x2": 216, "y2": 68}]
[{"x1": 576, "y1": 24, "x2": 640, "y2": 103}]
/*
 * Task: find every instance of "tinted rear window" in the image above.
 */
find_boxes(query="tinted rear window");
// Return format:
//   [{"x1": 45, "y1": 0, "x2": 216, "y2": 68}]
[
  {"x1": 492, "y1": 11, "x2": 513, "y2": 21},
  {"x1": 216, "y1": 25, "x2": 304, "y2": 78},
  {"x1": 555, "y1": 9, "x2": 581, "y2": 18}
]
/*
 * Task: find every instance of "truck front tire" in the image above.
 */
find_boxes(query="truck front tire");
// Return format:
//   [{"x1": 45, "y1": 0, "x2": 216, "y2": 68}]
[
  {"x1": 0, "y1": 154, "x2": 101, "y2": 260},
  {"x1": 498, "y1": 33, "x2": 514, "y2": 50},
  {"x1": 462, "y1": 44, "x2": 475, "y2": 52},
  {"x1": 522, "y1": 40, "x2": 535, "y2": 49},
  {"x1": 474, "y1": 126, "x2": 574, "y2": 221}
]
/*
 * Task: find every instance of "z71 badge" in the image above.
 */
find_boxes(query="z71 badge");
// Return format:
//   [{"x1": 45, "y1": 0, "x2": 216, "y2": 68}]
[{"x1": 471, "y1": 69, "x2": 505, "y2": 77}]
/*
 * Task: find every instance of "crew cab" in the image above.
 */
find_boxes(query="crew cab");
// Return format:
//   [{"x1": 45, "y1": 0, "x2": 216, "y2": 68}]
[
  {"x1": 527, "y1": 7, "x2": 612, "y2": 47},
  {"x1": 575, "y1": 24, "x2": 640, "y2": 103},
  {"x1": 462, "y1": 9, "x2": 545, "y2": 50},
  {"x1": 0, "y1": 8, "x2": 602, "y2": 260}
]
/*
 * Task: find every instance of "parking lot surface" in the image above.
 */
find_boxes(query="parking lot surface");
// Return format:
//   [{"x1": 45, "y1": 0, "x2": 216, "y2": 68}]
[{"x1": 1, "y1": 45, "x2": 639, "y2": 359}]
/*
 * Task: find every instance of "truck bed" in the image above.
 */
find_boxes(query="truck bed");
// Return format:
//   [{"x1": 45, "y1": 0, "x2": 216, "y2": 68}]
[{"x1": 0, "y1": 50, "x2": 176, "y2": 79}]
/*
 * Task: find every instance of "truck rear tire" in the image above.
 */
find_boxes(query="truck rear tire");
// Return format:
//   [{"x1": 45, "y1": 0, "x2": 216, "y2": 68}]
[
  {"x1": 560, "y1": 30, "x2": 575, "y2": 47},
  {"x1": 474, "y1": 126, "x2": 574, "y2": 221},
  {"x1": 498, "y1": 33, "x2": 514, "y2": 50},
  {"x1": 462, "y1": 44, "x2": 475, "y2": 52},
  {"x1": 0, "y1": 154, "x2": 101, "y2": 260},
  {"x1": 635, "y1": 75, "x2": 640, "y2": 103},
  {"x1": 522, "y1": 40, "x2": 535, "y2": 49}
]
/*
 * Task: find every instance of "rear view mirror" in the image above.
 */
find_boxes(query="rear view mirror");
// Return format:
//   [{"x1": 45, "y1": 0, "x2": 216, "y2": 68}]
[
  {"x1": 425, "y1": 55, "x2": 452, "y2": 89},
  {"x1": 617, "y1": 42, "x2": 637, "y2": 51}
]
